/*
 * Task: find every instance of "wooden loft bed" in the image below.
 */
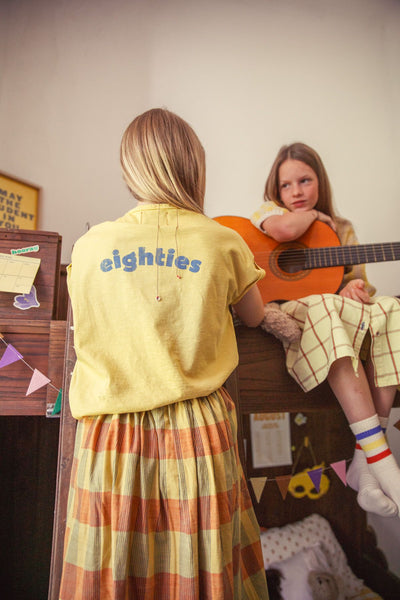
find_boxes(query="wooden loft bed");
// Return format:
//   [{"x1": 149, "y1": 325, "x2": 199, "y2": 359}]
[
  {"x1": 46, "y1": 311, "x2": 400, "y2": 599},
  {"x1": 3, "y1": 250, "x2": 395, "y2": 599},
  {"x1": 226, "y1": 323, "x2": 400, "y2": 599}
]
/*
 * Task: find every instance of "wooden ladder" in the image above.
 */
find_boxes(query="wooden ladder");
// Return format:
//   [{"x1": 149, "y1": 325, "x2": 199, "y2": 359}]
[{"x1": 48, "y1": 303, "x2": 76, "y2": 600}]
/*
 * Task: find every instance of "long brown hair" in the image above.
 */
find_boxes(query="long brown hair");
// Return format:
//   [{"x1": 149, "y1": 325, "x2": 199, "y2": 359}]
[
  {"x1": 264, "y1": 142, "x2": 335, "y2": 217},
  {"x1": 120, "y1": 108, "x2": 205, "y2": 213}
]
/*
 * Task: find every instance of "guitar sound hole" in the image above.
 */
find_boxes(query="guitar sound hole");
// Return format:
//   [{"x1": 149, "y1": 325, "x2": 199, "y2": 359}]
[{"x1": 278, "y1": 249, "x2": 306, "y2": 273}]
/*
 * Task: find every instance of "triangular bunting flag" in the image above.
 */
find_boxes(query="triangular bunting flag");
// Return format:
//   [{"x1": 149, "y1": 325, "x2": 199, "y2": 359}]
[
  {"x1": 26, "y1": 368, "x2": 51, "y2": 396},
  {"x1": 0, "y1": 344, "x2": 23, "y2": 368},
  {"x1": 330, "y1": 460, "x2": 347, "y2": 486},
  {"x1": 393, "y1": 419, "x2": 400, "y2": 432},
  {"x1": 51, "y1": 389, "x2": 62, "y2": 415},
  {"x1": 275, "y1": 475, "x2": 291, "y2": 500},
  {"x1": 307, "y1": 467, "x2": 323, "y2": 493},
  {"x1": 250, "y1": 477, "x2": 268, "y2": 503}
]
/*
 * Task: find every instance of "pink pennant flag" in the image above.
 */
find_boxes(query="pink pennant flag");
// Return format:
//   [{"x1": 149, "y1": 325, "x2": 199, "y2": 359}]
[
  {"x1": 330, "y1": 460, "x2": 347, "y2": 486},
  {"x1": 26, "y1": 368, "x2": 51, "y2": 396},
  {"x1": 307, "y1": 467, "x2": 323, "y2": 493},
  {"x1": 0, "y1": 344, "x2": 23, "y2": 368}
]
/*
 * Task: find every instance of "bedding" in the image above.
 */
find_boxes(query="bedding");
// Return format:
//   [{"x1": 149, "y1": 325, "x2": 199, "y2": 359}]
[
  {"x1": 267, "y1": 542, "x2": 345, "y2": 599},
  {"x1": 261, "y1": 513, "x2": 383, "y2": 600}
]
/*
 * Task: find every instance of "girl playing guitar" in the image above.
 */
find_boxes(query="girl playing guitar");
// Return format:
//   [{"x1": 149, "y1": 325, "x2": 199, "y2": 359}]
[{"x1": 251, "y1": 142, "x2": 400, "y2": 520}]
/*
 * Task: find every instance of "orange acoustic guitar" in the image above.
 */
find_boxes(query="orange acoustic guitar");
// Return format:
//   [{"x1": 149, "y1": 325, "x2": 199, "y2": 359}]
[{"x1": 214, "y1": 215, "x2": 400, "y2": 303}]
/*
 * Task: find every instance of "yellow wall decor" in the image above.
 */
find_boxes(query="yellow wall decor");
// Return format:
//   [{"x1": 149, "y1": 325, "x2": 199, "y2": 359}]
[
  {"x1": 0, "y1": 172, "x2": 40, "y2": 230},
  {"x1": 288, "y1": 463, "x2": 330, "y2": 500}
]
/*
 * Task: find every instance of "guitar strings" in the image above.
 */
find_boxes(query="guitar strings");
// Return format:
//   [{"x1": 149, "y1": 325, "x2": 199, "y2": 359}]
[
  {"x1": 252, "y1": 242, "x2": 400, "y2": 268},
  {"x1": 252, "y1": 242, "x2": 400, "y2": 257}
]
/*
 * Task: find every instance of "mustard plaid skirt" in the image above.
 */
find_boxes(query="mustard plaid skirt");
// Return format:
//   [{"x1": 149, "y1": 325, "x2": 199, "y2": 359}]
[
  {"x1": 281, "y1": 294, "x2": 400, "y2": 392},
  {"x1": 59, "y1": 388, "x2": 269, "y2": 600}
]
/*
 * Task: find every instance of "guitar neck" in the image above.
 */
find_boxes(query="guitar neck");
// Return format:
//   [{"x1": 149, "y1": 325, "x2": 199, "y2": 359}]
[{"x1": 305, "y1": 242, "x2": 400, "y2": 269}]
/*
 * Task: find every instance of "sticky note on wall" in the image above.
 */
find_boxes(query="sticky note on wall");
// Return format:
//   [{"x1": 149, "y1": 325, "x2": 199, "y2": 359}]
[{"x1": 0, "y1": 253, "x2": 41, "y2": 293}]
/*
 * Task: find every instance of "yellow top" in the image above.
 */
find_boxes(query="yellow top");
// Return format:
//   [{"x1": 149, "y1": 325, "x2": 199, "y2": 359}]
[{"x1": 67, "y1": 204, "x2": 265, "y2": 418}]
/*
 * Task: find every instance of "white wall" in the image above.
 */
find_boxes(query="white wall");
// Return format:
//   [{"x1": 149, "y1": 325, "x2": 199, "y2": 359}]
[
  {"x1": 1, "y1": 0, "x2": 400, "y2": 576},
  {"x1": 1, "y1": 0, "x2": 400, "y2": 287}
]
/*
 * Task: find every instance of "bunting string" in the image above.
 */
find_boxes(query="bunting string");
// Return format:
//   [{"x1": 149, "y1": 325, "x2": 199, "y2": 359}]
[
  {"x1": 249, "y1": 457, "x2": 352, "y2": 503},
  {"x1": 250, "y1": 420, "x2": 400, "y2": 498},
  {"x1": 248, "y1": 427, "x2": 400, "y2": 502},
  {"x1": 0, "y1": 334, "x2": 62, "y2": 413}
]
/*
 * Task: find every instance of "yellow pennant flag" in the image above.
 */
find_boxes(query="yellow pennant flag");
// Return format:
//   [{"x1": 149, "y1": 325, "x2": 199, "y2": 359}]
[{"x1": 250, "y1": 477, "x2": 268, "y2": 503}]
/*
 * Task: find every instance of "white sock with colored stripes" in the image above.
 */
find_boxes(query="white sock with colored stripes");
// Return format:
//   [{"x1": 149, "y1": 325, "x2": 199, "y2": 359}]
[
  {"x1": 347, "y1": 416, "x2": 397, "y2": 516},
  {"x1": 350, "y1": 414, "x2": 400, "y2": 517},
  {"x1": 347, "y1": 416, "x2": 389, "y2": 491}
]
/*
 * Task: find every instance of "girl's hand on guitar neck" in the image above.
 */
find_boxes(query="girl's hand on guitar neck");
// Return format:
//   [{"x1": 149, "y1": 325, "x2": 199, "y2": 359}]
[{"x1": 339, "y1": 278, "x2": 371, "y2": 304}]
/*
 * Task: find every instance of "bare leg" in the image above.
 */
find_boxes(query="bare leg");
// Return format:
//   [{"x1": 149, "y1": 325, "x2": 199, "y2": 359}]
[
  {"x1": 327, "y1": 357, "x2": 376, "y2": 423},
  {"x1": 328, "y1": 357, "x2": 398, "y2": 517},
  {"x1": 364, "y1": 357, "x2": 397, "y2": 418}
]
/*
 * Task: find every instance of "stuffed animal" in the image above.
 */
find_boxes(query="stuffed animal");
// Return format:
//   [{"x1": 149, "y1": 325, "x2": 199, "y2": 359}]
[
  {"x1": 308, "y1": 570, "x2": 342, "y2": 600},
  {"x1": 261, "y1": 302, "x2": 302, "y2": 344},
  {"x1": 266, "y1": 567, "x2": 342, "y2": 600}
]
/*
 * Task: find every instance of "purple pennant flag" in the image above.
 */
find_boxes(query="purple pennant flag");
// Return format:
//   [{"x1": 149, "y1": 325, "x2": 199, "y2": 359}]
[
  {"x1": 0, "y1": 344, "x2": 23, "y2": 368},
  {"x1": 307, "y1": 467, "x2": 323, "y2": 493}
]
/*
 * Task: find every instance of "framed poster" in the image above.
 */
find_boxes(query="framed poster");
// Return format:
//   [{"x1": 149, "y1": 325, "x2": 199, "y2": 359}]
[
  {"x1": 0, "y1": 172, "x2": 40, "y2": 230},
  {"x1": 250, "y1": 412, "x2": 292, "y2": 468}
]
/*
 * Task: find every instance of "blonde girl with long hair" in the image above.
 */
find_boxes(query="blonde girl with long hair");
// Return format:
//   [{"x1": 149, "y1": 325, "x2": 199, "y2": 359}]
[{"x1": 60, "y1": 108, "x2": 269, "y2": 600}]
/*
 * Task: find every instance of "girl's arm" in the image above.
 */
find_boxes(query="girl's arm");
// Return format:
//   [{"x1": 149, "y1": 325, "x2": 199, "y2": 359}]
[
  {"x1": 232, "y1": 284, "x2": 265, "y2": 327},
  {"x1": 262, "y1": 209, "x2": 336, "y2": 242}
]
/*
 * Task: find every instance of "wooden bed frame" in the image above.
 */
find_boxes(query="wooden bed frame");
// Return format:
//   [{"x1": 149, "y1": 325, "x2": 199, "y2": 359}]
[
  {"x1": 3, "y1": 241, "x2": 395, "y2": 597},
  {"x1": 46, "y1": 316, "x2": 400, "y2": 599},
  {"x1": 225, "y1": 324, "x2": 400, "y2": 599},
  {"x1": 44, "y1": 264, "x2": 400, "y2": 598}
]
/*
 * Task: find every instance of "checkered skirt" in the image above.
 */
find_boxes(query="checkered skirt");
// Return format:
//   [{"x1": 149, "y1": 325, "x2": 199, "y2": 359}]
[
  {"x1": 59, "y1": 388, "x2": 269, "y2": 599},
  {"x1": 281, "y1": 294, "x2": 400, "y2": 392}
]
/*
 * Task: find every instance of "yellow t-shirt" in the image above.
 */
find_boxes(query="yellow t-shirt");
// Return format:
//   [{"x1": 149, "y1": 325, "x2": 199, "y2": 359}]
[{"x1": 67, "y1": 204, "x2": 265, "y2": 418}]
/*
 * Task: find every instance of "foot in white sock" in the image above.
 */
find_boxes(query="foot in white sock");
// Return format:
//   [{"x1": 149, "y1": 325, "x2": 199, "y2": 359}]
[
  {"x1": 367, "y1": 455, "x2": 400, "y2": 516},
  {"x1": 347, "y1": 447, "x2": 366, "y2": 491},
  {"x1": 348, "y1": 414, "x2": 390, "y2": 491},
  {"x1": 350, "y1": 414, "x2": 400, "y2": 517},
  {"x1": 347, "y1": 447, "x2": 398, "y2": 517}
]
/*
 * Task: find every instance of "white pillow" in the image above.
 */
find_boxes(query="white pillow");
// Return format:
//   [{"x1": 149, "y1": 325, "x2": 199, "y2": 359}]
[
  {"x1": 268, "y1": 543, "x2": 345, "y2": 600},
  {"x1": 260, "y1": 513, "x2": 363, "y2": 598}
]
